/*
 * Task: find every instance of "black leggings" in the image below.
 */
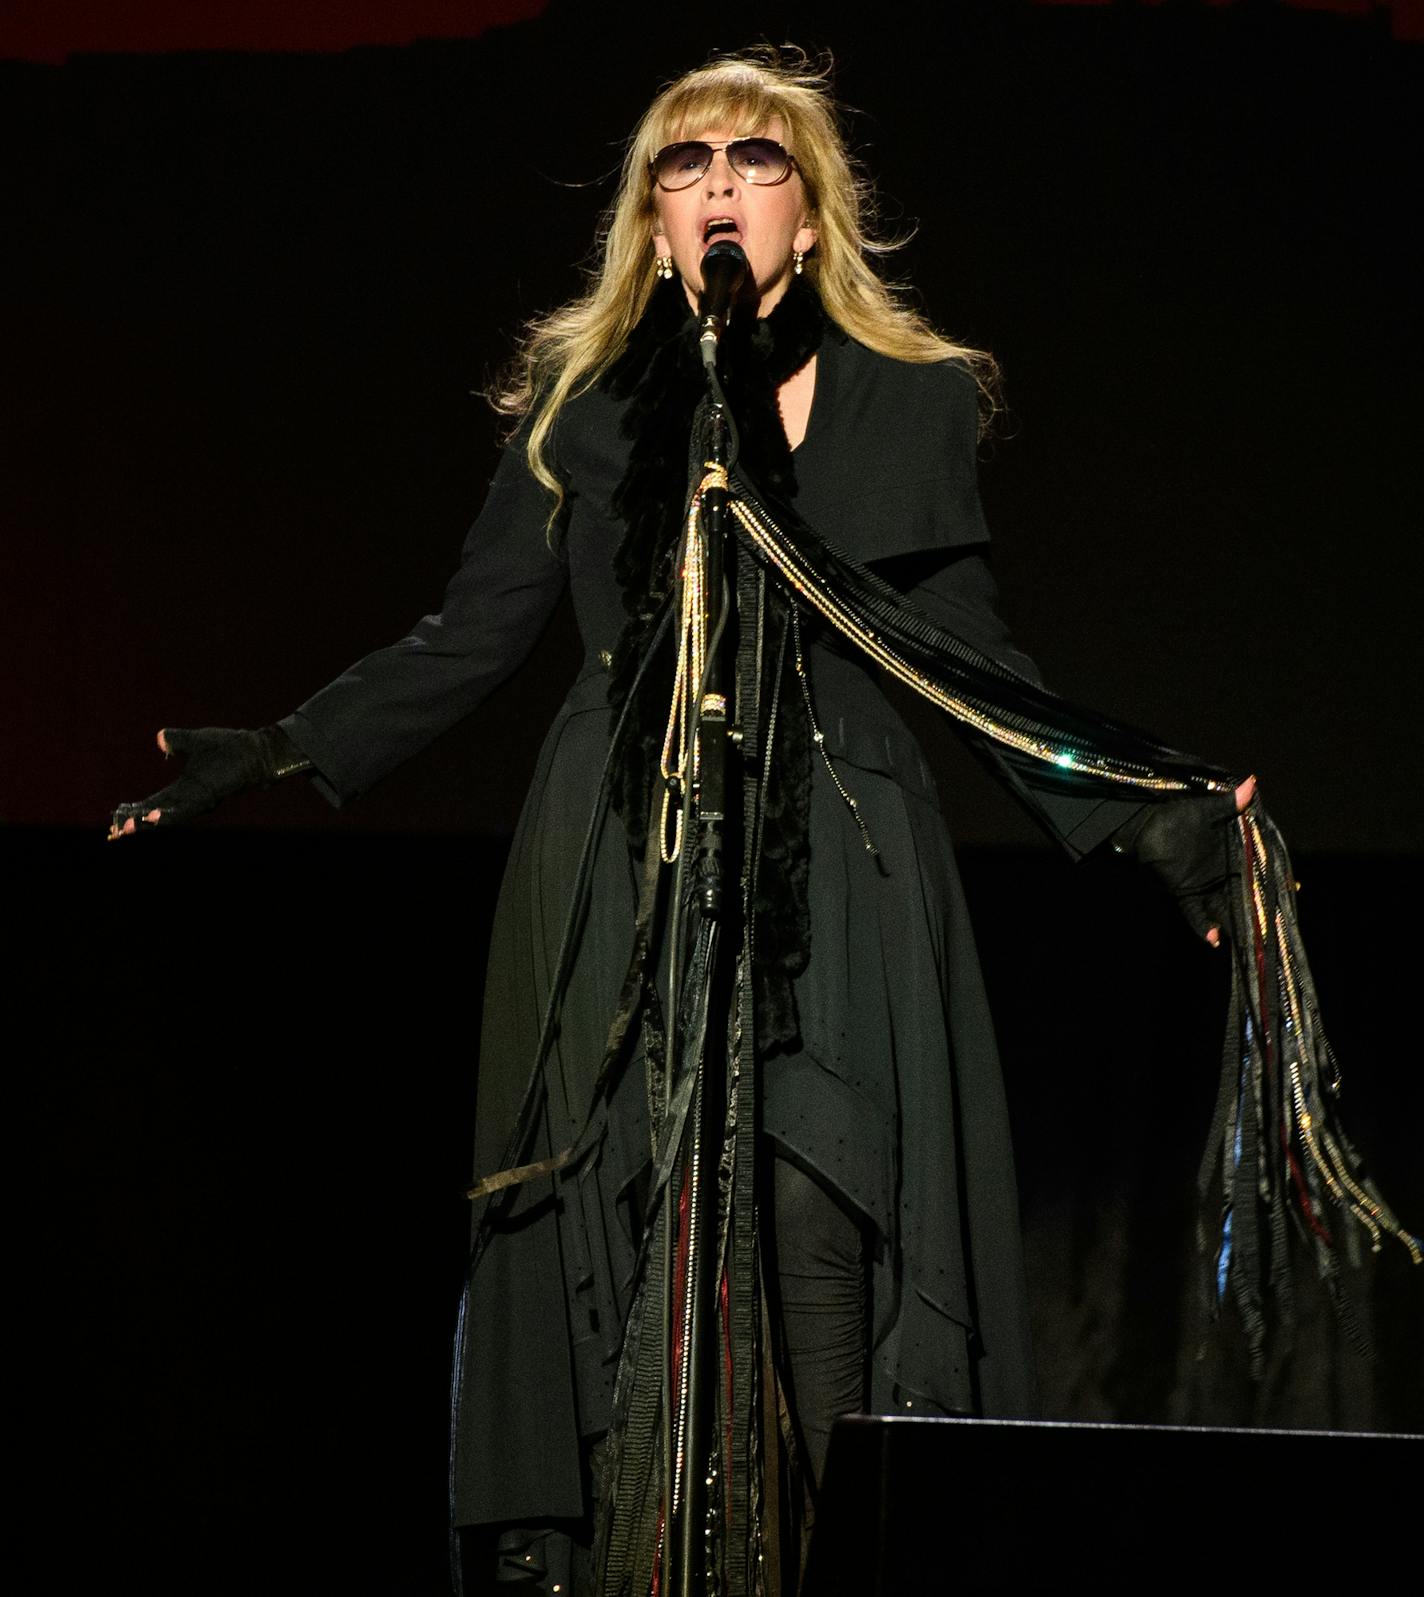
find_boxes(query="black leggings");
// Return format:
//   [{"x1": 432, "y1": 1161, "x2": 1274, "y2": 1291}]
[{"x1": 767, "y1": 1149, "x2": 870, "y2": 1487}]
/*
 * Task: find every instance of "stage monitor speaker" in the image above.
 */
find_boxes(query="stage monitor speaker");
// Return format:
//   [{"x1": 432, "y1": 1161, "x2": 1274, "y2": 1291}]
[{"x1": 802, "y1": 1414, "x2": 1419, "y2": 1593}]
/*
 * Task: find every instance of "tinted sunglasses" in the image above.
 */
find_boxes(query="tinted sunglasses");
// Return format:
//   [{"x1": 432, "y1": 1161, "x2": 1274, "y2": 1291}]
[{"x1": 650, "y1": 137, "x2": 796, "y2": 191}]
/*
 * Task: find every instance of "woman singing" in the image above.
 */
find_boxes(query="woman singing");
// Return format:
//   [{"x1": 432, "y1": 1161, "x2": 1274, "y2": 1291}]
[{"x1": 112, "y1": 47, "x2": 1285, "y2": 1597}]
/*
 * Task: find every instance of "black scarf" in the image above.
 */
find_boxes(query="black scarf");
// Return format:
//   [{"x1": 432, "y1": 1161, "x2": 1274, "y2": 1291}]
[{"x1": 600, "y1": 273, "x2": 827, "y2": 1052}]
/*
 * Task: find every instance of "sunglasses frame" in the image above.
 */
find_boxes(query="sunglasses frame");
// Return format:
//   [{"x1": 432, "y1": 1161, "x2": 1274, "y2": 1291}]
[{"x1": 649, "y1": 136, "x2": 797, "y2": 192}]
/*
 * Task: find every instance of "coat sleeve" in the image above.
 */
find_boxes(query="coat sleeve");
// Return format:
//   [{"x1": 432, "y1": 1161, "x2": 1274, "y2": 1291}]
[
  {"x1": 883, "y1": 545, "x2": 1146, "y2": 859},
  {"x1": 867, "y1": 359, "x2": 1144, "y2": 859},
  {"x1": 278, "y1": 434, "x2": 568, "y2": 806}
]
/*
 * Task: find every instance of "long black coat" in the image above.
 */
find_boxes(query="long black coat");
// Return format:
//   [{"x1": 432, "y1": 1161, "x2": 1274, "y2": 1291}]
[{"x1": 281, "y1": 322, "x2": 1143, "y2": 1529}]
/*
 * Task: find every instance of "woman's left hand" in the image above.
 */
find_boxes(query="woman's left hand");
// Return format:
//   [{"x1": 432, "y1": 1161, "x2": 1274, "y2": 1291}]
[
  {"x1": 1112, "y1": 773, "x2": 1257, "y2": 949},
  {"x1": 1202, "y1": 775, "x2": 1256, "y2": 946}
]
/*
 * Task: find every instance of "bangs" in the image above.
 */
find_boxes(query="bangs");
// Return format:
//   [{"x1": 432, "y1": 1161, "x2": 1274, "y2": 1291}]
[{"x1": 649, "y1": 75, "x2": 793, "y2": 152}]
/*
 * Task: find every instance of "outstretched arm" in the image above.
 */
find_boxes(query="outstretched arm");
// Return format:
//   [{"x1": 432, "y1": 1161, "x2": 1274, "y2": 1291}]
[
  {"x1": 876, "y1": 544, "x2": 1150, "y2": 857},
  {"x1": 879, "y1": 544, "x2": 1255, "y2": 945},
  {"x1": 277, "y1": 437, "x2": 568, "y2": 806},
  {"x1": 109, "y1": 430, "x2": 567, "y2": 834}
]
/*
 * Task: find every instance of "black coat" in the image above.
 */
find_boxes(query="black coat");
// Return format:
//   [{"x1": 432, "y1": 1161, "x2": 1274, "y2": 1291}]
[{"x1": 281, "y1": 323, "x2": 1143, "y2": 1528}]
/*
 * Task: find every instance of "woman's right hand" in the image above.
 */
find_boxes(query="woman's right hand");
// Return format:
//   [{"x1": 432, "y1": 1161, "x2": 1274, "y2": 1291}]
[{"x1": 107, "y1": 725, "x2": 310, "y2": 840}]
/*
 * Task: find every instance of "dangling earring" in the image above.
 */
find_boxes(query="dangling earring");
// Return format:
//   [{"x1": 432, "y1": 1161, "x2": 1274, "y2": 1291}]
[
  {"x1": 655, "y1": 254, "x2": 675, "y2": 281},
  {"x1": 793, "y1": 249, "x2": 805, "y2": 276}
]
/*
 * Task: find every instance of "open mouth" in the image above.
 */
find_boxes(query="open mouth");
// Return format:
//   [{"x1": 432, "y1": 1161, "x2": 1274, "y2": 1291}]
[{"x1": 701, "y1": 217, "x2": 743, "y2": 248}]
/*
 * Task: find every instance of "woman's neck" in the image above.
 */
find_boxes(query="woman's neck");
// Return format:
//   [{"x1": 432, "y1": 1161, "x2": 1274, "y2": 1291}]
[{"x1": 777, "y1": 353, "x2": 817, "y2": 450}]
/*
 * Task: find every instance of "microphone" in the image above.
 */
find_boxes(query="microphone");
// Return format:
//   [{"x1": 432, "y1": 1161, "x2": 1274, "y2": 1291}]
[{"x1": 698, "y1": 240, "x2": 749, "y2": 359}]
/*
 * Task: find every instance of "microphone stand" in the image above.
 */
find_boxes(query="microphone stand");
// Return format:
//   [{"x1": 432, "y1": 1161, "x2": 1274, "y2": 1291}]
[{"x1": 666, "y1": 341, "x2": 738, "y2": 1597}]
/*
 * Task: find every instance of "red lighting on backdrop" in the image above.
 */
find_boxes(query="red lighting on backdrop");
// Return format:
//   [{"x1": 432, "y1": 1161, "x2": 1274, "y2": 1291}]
[
  {"x1": 0, "y1": 1, "x2": 552, "y2": 65},
  {"x1": 2, "y1": 0, "x2": 1420, "y2": 64}
]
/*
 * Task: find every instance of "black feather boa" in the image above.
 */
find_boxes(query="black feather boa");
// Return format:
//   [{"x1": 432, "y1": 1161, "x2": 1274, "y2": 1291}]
[{"x1": 601, "y1": 274, "x2": 826, "y2": 1052}]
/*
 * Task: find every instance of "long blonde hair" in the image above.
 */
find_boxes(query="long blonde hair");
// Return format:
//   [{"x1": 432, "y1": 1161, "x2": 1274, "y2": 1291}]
[{"x1": 493, "y1": 46, "x2": 998, "y2": 515}]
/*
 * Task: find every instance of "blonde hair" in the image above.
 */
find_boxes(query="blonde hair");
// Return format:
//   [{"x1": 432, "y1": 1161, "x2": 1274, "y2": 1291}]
[{"x1": 493, "y1": 46, "x2": 998, "y2": 517}]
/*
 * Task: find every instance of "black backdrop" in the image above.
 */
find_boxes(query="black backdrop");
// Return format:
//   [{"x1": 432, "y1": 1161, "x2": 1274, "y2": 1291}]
[{"x1": 6, "y1": 4, "x2": 1421, "y2": 1592}]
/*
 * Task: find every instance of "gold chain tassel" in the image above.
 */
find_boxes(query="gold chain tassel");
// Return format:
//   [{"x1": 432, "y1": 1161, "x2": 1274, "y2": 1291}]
[{"x1": 659, "y1": 468, "x2": 723, "y2": 862}]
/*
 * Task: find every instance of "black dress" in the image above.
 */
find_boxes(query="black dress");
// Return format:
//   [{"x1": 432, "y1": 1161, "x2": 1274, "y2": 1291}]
[{"x1": 280, "y1": 316, "x2": 1142, "y2": 1532}]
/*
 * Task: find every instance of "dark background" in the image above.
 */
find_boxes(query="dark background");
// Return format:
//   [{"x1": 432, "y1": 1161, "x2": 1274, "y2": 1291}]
[{"x1": 6, "y1": 3, "x2": 1421, "y2": 1592}]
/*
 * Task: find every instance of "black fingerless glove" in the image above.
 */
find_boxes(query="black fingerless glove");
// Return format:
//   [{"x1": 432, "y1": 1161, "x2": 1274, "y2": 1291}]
[
  {"x1": 1111, "y1": 790, "x2": 1241, "y2": 942},
  {"x1": 109, "y1": 725, "x2": 313, "y2": 836}
]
